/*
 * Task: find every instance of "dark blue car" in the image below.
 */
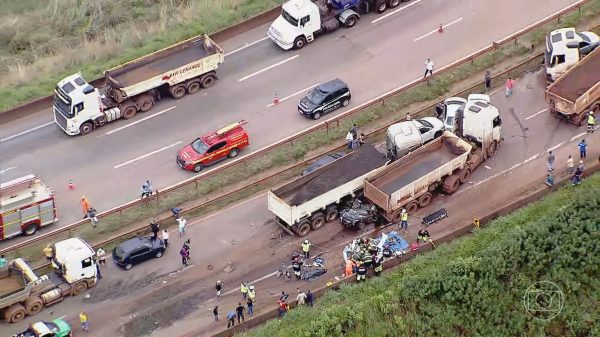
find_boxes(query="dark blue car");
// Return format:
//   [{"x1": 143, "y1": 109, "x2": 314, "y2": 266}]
[{"x1": 113, "y1": 237, "x2": 165, "y2": 270}]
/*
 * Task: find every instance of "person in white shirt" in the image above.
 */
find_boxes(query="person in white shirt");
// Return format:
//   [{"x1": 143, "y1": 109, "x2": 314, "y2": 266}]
[
  {"x1": 296, "y1": 288, "x2": 307, "y2": 305},
  {"x1": 162, "y1": 229, "x2": 169, "y2": 247},
  {"x1": 177, "y1": 217, "x2": 187, "y2": 237},
  {"x1": 424, "y1": 58, "x2": 434, "y2": 78}
]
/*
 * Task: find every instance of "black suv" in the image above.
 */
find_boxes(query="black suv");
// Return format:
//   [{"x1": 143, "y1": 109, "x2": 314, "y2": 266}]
[
  {"x1": 298, "y1": 79, "x2": 351, "y2": 120},
  {"x1": 113, "y1": 236, "x2": 165, "y2": 270}
]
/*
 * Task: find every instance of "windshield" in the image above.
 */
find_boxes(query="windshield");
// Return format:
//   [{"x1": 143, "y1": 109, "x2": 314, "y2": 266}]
[
  {"x1": 114, "y1": 246, "x2": 125, "y2": 260},
  {"x1": 53, "y1": 95, "x2": 73, "y2": 118},
  {"x1": 191, "y1": 139, "x2": 209, "y2": 154},
  {"x1": 416, "y1": 119, "x2": 433, "y2": 128},
  {"x1": 282, "y1": 9, "x2": 299, "y2": 27},
  {"x1": 307, "y1": 88, "x2": 326, "y2": 105}
]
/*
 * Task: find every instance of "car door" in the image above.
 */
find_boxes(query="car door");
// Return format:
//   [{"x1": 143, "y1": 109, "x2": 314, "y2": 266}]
[
  {"x1": 131, "y1": 247, "x2": 150, "y2": 264},
  {"x1": 324, "y1": 90, "x2": 343, "y2": 114},
  {"x1": 204, "y1": 141, "x2": 227, "y2": 164},
  {"x1": 418, "y1": 125, "x2": 433, "y2": 143}
]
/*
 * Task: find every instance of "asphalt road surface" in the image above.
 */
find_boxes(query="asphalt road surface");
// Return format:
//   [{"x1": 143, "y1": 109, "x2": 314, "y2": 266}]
[
  {"x1": 0, "y1": 0, "x2": 577, "y2": 243},
  {"x1": 3, "y1": 70, "x2": 597, "y2": 336}
]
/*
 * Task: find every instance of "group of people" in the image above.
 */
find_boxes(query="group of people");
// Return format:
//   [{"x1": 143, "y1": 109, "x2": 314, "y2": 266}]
[
  {"x1": 345, "y1": 237, "x2": 385, "y2": 282},
  {"x1": 545, "y1": 139, "x2": 590, "y2": 187},
  {"x1": 346, "y1": 124, "x2": 366, "y2": 151},
  {"x1": 214, "y1": 281, "x2": 257, "y2": 328}
]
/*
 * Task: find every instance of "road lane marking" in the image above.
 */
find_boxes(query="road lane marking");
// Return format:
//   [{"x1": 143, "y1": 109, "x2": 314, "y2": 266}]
[
  {"x1": 238, "y1": 55, "x2": 300, "y2": 82},
  {"x1": 225, "y1": 37, "x2": 269, "y2": 56},
  {"x1": 113, "y1": 141, "x2": 182, "y2": 169},
  {"x1": 0, "y1": 121, "x2": 54, "y2": 143},
  {"x1": 267, "y1": 83, "x2": 320, "y2": 108},
  {"x1": 523, "y1": 154, "x2": 539, "y2": 164},
  {"x1": 372, "y1": 0, "x2": 425, "y2": 24},
  {"x1": 549, "y1": 142, "x2": 565, "y2": 152},
  {"x1": 0, "y1": 167, "x2": 16, "y2": 174},
  {"x1": 570, "y1": 132, "x2": 586, "y2": 142},
  {"x1": 524, "y1": 108, "x2": 547, "y2": 120},
  {"x1": 414, "y1": 17, "x2": 464, "y2": 42},
  {"x1": 104, "y1": 106, "x2": 176, "y2": 135}
]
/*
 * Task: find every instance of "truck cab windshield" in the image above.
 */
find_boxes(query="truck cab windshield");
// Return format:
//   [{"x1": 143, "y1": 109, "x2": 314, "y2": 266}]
[
  {"x1": 192, "y1": 139, "x2": 209, "y2": 154},
  {"x1": 282, "y1": 10, "x2": 299, "y2": 27}
]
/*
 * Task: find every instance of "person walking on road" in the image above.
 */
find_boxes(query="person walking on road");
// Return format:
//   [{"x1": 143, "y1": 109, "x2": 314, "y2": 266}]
[
  {"x1": 43, "y1": 244, "x2": 53, "y2": 262},
  {"x1": 150, "y1": 220, "x2": 160, "y2": 240},
  {"x1": 235, "y1": 302, "x2": 245, "y2": 323},
  {"x1": 545, "y1": 173, "x2": 554, "y2": 187},
  {"x1": 301, "y1": 239, "x2": 311, "y2": 259},
  {"x1": 177, "y1": 217, "x2": 187, "y2": 237},
  {"x1": 547, "y1": 151, "x2": 555, "y2": 172},
  {"x1": 216, "y1": 280, "x2": 223, "y2": 297},
  {"x1": 180, "y1": 246, "x2": 190, "y2": 266},
  {"x1": 399, "y1": 208, "x2": 409, "y2": 231},
  {"x1": 79, "y1": 312, "x2": 89, "y2": 332},
  {"x1": 162, "y1": 229, "x2": 169, "y2": 247},
  {"x1": 424, "y1": 58, "x2": 434, "y2": 78},
  {"x1": 240, "y1": 282, "x2": 249, "y2": 299},
  {"x1": 248, "y1": 285, "x2": 256, "y2": 301},
  {"x1": 247, "y1": 298, "x2": 254, "y2": 317},
  {"x1": 96, "y1": 248, "x2": 106, "y2": 266},
  {"x1": 588, "y1": 111, "x2": 596, "y2": 133},
  {"x1": 306, "y1": 290, "x2": 314, "y2": 307},
  {"x1": 484, "y1": 70, "x2": 492, "y2": 91},
  {"x1": 226, "y1": 311, "x2": 236, "y2": 328},
  {"x1": 578, "y1": 139, "x2": 587, "y2": 159},
  {"x1": 505, "y1": 77, "x2": 514, "y2": 97},
  {"x1": 212, "y1": 306, "x2": 219, "y2": 322},
  {"x1": 567, "y1": 155, "x2": 575, "y2": 174},
  {"x1": 296, "y1": 289, "x2": 307, "y2": 305},
  {"x1": 81, "y1": 196, "x2": 91, "y2": 218}
]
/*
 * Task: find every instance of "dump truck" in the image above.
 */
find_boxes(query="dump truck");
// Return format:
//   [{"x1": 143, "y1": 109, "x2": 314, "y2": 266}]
[
  {"x1": 545, "y1": 46, "x2": 600, "y2": 125},
  {"x1": 0, "y1": 238, "x2": 98, "y2": 323},
  {"x1": 268, "y1": 0, "x2": 403, "y2": 50},
  {"x1": 53, "y1": 34, "x2": 224, "y2": 135},
  {"x1": 268, "y1": 143, "x2": 389, "y2": 236},
  {"x1": 0, "y1": 175, "x2": 57, "y2": 240}
]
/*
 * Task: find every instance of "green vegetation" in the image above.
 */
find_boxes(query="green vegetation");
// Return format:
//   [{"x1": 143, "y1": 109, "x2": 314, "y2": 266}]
[
  {"x1": 242, "y1": 174, "x2": 600, "y2": 337},
  {"x1": 0, "y1": 0, "x2": 283, "y2": 111}
]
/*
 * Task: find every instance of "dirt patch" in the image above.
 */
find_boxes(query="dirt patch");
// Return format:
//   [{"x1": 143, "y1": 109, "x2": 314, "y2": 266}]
[{"x1": 87, "y1": 270, "x2": 179, "y2": 303}]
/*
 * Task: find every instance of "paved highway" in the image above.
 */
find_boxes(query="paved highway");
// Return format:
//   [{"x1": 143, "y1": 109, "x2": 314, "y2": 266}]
[
  {"x1": 3, "y1": 69, "x2": 597, "y2": 336},
  {"x1": 0, "y1": 0, "x2": 576, "y2": 240}
]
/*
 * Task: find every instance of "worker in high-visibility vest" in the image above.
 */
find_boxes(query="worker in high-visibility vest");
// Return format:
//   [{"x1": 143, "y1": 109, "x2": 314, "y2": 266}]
[
  {"x1": 301, "y1": 239, "x2": 312, "y2": 259},
  {"x1": 588, "y1": 111, "x2": 596, "y2": 134},
  {"x1": 399, "y1": 208, "x2": 409, "y2": 231}
]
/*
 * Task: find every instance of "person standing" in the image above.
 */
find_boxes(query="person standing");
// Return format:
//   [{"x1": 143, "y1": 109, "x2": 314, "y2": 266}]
[
  {"x1": 306, "y1": 290, "x2": 314, "y2": 307},
  {"x1": 87, "y1": 207, "x2": 99, "y2": 227},
  {"x1": 0, "y1": 255, "x2": 7, "y2": 269},
  {"x1": 350, "y1": 124, "x2": 359, "y2": 138},
  {"x1": 435, "y1": 102, "x2": 445, "y2": 119},
  {"x1": 248, "y1": 285, "x2": 256, "y2": 302},
  {"x1": 567, "y1": 155, "x2": 575, "y2": 174},
  {"x1": 505, "y1": 77, "x2": 514, "y2": 97},
  {"x1": 587, "y1": 111, "x2": 596, "y2": 133},
  {"x1": 246, "y1": 297, "x2": 254, "y2": 317},
  {"x1": 235, "y1": 302, "x2": 245, "y2": 323},
  {"x1": 296, "y1": 289, "x2": 307, "y2": 306},
  {"x1": 96, "y1": 248, "x2": 106, "y2": 266},
  {"x1": 277, "y1": 300, "x2": 288, "y2": 321},
  {"x1": 216, "y1": 280, "x2": 223, "y2": 297},
  {"x1": 545, "y1": 173, "x2": 554, "y2": 187},
  {"x1": 177, "y1": 217, "x2": 187, "y2": 237},
  {"x1": 212, "y1": 306, "x2": 219, "y2": 322},
  {"x1": 150, "y1": 220, "x2": 160, "y2": 240},
  {"x1": 180, "y1": 246, "x2": 190, "y2": 266},
  {"x1": 547, "y1": 151, "x2": 555, "y2": 172},
  {"x1": 292, "y1": 258, "x2": 303, "y2": 280},
  {"x1": 399, "y1": 208, "x2": 409, "y2": 231},
  {"x1": 356, "y1": 262, "x2": 367, "y2": 282},
  {"x1": 226, "y1": 311, "x2": 236, "y2": 328},
  {"x1": 373, "y1": 257, "x2": 383, "y2": 277},
  {"x1": 301, "y1": 240, "x2": 311, "y2": 259},
  {"x1": 346, "y1": 131, "x2": 354, "y2": 150},
  {"x1": 43, "y1": 244, "x2": 53, "y2": 262},
  {"x1": 424, "y1": 58, "x2": 434, "y2": 78},
  {"x1": 162, "y1": 229, "x2": 169, "y2": 247},
  {"x1": 350, "y1": 133, "x2": 360, "y2": 151},
  {"x1": 484, "y1": 70, "x2": 492, "y2": 91},
  {"x1": 240, "y1": 282, "x2": 249, "y2": 299},
  {"x1": 81, "y1": 196, "x2": 91, "y2": 218},
  {"x1": 79, "y1": 312, "x2": 89, "y2": 332},
  {"x1": 578, "y1": 139, "x2": 587, "y2": 159}
]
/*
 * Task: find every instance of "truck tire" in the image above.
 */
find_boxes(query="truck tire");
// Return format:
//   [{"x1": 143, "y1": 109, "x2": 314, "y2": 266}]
[
  {"x1": 135, "y1": 94, "x2": 154, "y2": 112},
  {"x1": 443, "y1": 175, "x2": 460, "y2": 194},
  {"x1": 457, "y1": 167, "x2": 472, "y2": 184},
  {"x1": 79, "y1": 122, "x2": 94, "y2": 135},
  {"x1": 170, "y1": 85, "x2": 187, "y2": 99},
  {"x1": 417, "y1": 193, "x2": 432, "y2": 208},
  {"x1": 201, "y1": 74, "x2": 216, "y2": 88},
  {"x1": 293, "y1": 36, "x2": 307, "y2": 50},
  {"x1": 71, "y1": 281, "x2": 88, "y2": 296},
  {"x1": 345, "y1": 15, "x2": 358, "y2": 28},
  {"x1": 388, "y1": 0, "x2": 400, "y2": 8},
  {"x1": 406, "y1": 201, "x2": 419, "y2": 214},
  {"x1": 187, "y1": 80, "x2": 202, "y2": 94},
  {"x1": 25, "y1": 296, "x2": 43, "y2": 315},
  {"x1": 122, "y1": 105, "x2": 138, "y2": 119},
  {"x1": 4, "y1": 303, "x2": 26, "y2": 323},
  {"x1": 228, "y1": 148, "x2": 239, "y2": 158},
  {"x1": 391, "y1": 209, "x2": 403, "y2": 223},
  {"x1": 296, "y1": 221, "x2": 311, "y2": 237},
  {"x1": 23, "y1": 223, "x2": 39, "y2": 236},
  {"x1": 376, "y1": 1, "x2": 387, "y2": 12},
  {"x1": 487, "y1": 140, "x2": 498, "y2": 157},
  {"x1": 325, "y1": 207, "x2": 339, "y2": 222},
  {"x1": 310, "y1": 213, "x2": 326, "y2": 230}
]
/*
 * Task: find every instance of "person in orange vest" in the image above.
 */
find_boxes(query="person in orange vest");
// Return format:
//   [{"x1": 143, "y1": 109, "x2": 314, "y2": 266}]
[
  {"x1": 81, "y1": 196, "x2": 90, "y2": 218},
  {"x1": 345, "y1": 259, "x2": 354, "y2": 276}
]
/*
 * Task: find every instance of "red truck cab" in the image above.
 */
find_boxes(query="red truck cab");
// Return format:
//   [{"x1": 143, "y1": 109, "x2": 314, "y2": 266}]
[{"x1": 177, "y1": 120, "x2": 250, "y2": 172}]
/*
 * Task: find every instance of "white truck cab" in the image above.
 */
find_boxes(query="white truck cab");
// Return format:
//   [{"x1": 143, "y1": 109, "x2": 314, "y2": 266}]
[
  {"x1": 460, "y1": 94, "x2": 502, "y2": 145},
  {"x1": 545, "y1": 28, "x2": 599, "y2": 81},
  {"x1": 52, "y1": 238, "x2": 98, "y2": 283},
  {"x1": 53, "y1": 73, "x2": 104, "y2": 136}
]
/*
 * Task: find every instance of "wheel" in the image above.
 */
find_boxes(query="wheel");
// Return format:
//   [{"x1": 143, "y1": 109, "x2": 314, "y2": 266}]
[
  {"x1": 187, "y1": 81, "x2": 202, "y2": 94},
  {"x1": 79, "y1": 122, "x2": 93, "y2": 135},
  {"x1": 4, "y1": 303, "x2": 26, "y2": 323},
  {"x1": 313, "y1": 112, "x2": 321, "y2": 120},
  {"x1": 201, "y1": 75, "x2": 216, "y2": 88},
  {"x1": 487, "y1": 141, "x2": 498, "y2": 157},
  {"x1": 155, "y1": 251, "x2": 163, "y2": 258},
  {"x1": 310, "y1": 213, "x2": 325, "y2": 230},
  {"x1": 434, "y1": 131, "x2": 443, "y2": 138},
  {"x1": 294, "y1": 36, "x2": 307, "y2": 49},
  {"x1": 377, "y1": 2, "x2": 387, "y2": 12},
  {"x1": 25, "y1": 296, "x2": 43, "y2": 315},
  {"x1": 457, "y1": 167, "x2": 471, "y2": 183},
  {"x1": 135, "y1": 94, "x2": 154, "y2": 112},
  {"x1": 388, "y1": 0, "x2": 400, "y2": 8},
  {"x1": 193, "y1": 163, "x2": 203, "y2": 172},
  {"x1": 125, "y1": 263, "x2": 133, "y2": 270},
  {"x1": 406, "y1": 201, "x2": 419, "y2": 214},
  {"x1": 391, "y1": 210, "x2": 403, "y2": 223},
  {"x1": 122, "y1": 105, "x2": 138, "y2": 119},
  {"x1": 345, "y1": 15, "x2": 357, "y2": 28},
  {"x1": 325, "y1": 207, "x2": 339, "y2": 222},
  {"x1": 170, "y1": 85, "x2": 186, "y2": 99},
  {"x1": 417, "y1": 193, "x2": 432, "y2": 207},
  {"x1": 23, "y1": 223, "x2": 38, "y2": 236},
  {"x1": 296, "y1": 221, "x2": 311, "y2": 237},
  {"x1": 228, "y1": 148, "x2": 239, "y2": 158},
  {"x1": 443, "y1": 175, "x2": 461, "y2": 194},
  {"x1": 72, "y1": 281, "x2": 88, "y2": 296},
  {"x1": 342, "y1": 99, "x2": 350, "y2": 107}
]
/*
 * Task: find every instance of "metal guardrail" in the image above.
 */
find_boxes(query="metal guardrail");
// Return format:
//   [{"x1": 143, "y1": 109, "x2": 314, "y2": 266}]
[{"x1": 1, "y1": 0, "x2": 596, "y2": 257}]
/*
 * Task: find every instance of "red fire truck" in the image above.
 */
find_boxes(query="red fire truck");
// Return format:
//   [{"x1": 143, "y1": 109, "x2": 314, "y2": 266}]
[
  {"x1": 176, "y1": 120, "x2": 250, "y2": 172},
  {"x1": 0, "y1": 175, "x2": 58, "y2": 240}
]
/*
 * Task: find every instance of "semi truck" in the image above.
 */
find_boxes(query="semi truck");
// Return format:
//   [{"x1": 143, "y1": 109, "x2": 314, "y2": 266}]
[
  {"x1": 545, "y1": 46, "x2": 600, "y2": 125},
  {"x1": 0, "y1": 238, "x2": 98, "y2": 323},
  {"x1": 544, "y1": 27, "x2": 599, "y2": 81},
  {"x1": 268, "y1": 94, "x2": 502, "y2": 236},
  {"x1": 1, "y1": 175, "x2": 57, "y2": 240},
  {"x1": 268, "y1": 0, "x2": 403, "y2": 50},
  {"x1": 53, "y1": 35, "x2": 224, "y2": 135}
]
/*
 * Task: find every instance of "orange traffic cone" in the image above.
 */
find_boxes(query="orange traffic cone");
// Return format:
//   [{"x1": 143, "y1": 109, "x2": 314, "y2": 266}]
[
  {"x1": 68, "y1": 179, "x2": 75, "y2": 190},
  {"x1": 273, "y1": 93, "x2": 280, "y2": 105},
  {"x1": 438, "y1": 24, "x2": 443, "y2": 33}
]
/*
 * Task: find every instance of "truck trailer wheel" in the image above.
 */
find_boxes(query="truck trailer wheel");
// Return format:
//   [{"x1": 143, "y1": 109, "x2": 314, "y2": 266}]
[
  {"x1": 406, "y1": 201, "x2": 419, "y2": 214},
  {"x1": 325, "y1": 207, "x2": 339, "y2": 222},
  {"x1": 135, "y1": 94, "x2": 154, "y2": 112},
  {"x1": 443, "y1": 175, "x2": 460, "y2": 194},
  {"x1": 296, "y1": 221, "x2": 311, "y2": 237},
  {"x1": 388, "y1": 0, "x2": 400, "y2": 8},
  {"x1": 310, "y1": 213, "x2": 326, "y2": 230},
  {"x1": 25, "y1": 296, "x2": 43, "y2": 315},
  {"x1": 79, "y1": 122, "x2": 94, "y2": 135},
  {"x1": 293, "y1": 36, "x2": 307, "y2": 50},
  {"x1": 4, "y1": 303, "x2": 26, "y2": 323},
  {"x1": 201, "y1": 74, "x2": 216, "y2": 88},
  {"x1": 417, "y1": 193, "x2": 432, "y2": 208},
  {"x1": 170, "y1": 85, "x2": 187, "y2": 99},
  {"x1": 376, "y1": 2, "x2": 387, "y2": 12},
  {"x1": 345, "y1": 15, "x2": 358, "y2": 28},
  {"x1": 122, "y1": 105, "x2": 138, "y2": 119},
  {"x1": 71, "y1": 281, "x2": 88, "y2": 296},
  {"x1": 457, "y1": 167, "x2": 472, "y2": 184},
  {"x1": 187, "y1": 80, "x2": 202, "y2": 94}
]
